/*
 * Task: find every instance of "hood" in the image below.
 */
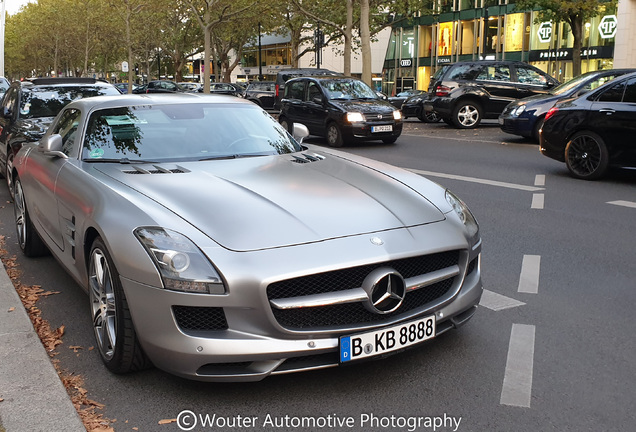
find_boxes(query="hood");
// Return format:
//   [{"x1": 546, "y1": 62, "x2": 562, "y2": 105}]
[
  {"x1": 16, "y1": 117, "x2": 55, "y2": 141},
  {"x1": 96, "y1": 153, "x2": 444, "y2": 251},
  {"x1": 329, "y1": 99, "x2": 396, "y2": 114}
]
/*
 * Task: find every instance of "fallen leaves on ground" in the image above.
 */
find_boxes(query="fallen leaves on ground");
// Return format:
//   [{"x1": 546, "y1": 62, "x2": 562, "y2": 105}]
[
  {"x1": 159, "y1": 418, "x2": 177, "y2": 425},
  {"x1": 0, "y1": 241, "x2": 114, "y2": 432}
]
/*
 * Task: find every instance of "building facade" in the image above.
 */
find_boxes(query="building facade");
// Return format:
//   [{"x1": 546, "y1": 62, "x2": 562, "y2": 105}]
[{"x1": 383, "y1": 0, "x2": 629, "y2": 95}]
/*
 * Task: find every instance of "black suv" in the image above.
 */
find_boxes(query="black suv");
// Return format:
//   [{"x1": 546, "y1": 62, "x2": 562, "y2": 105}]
[
  {"x1": 0, "y1": 77, "x2": 120, "y2": 194},
  {"x1": 274, "y1": 68, "x2": 341, "y2": 110},
  {"x1": 406, "y1": 60, "x2": 558, "y2": 128},
  {"x1": 244, "y1": 81, "x2": 275, "y2": 110},
  {"x1": 279, "y1": 76, "x2": 402, "y2": 147}
]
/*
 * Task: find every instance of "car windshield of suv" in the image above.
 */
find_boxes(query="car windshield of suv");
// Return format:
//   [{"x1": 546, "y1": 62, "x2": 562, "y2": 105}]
[
  {"x1": 82, "y1": 103, "x2": 302, "y2": 162},
  {"x1": 20, "y1": 86, "x2": 120, "y2": 119},
  {"x1": 322, "y1": 79, "x2": 378, "y2": 100}
]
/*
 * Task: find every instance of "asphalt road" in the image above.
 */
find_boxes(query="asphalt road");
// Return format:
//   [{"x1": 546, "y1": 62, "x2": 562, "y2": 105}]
[{"x1": 1, "y1": 119, "x2": 635, "y2": 432}]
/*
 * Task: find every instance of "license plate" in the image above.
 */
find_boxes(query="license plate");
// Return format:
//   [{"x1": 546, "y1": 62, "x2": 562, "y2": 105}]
[
  {"x1": 498, "y1": 117, "x2": 504, "y2": 125},
  {"x1": 339, "y1": 315, "x2": 435, "y2": 363},
  {"x1": 372, "y1": 125, "x2": 392, "y2": 133}
]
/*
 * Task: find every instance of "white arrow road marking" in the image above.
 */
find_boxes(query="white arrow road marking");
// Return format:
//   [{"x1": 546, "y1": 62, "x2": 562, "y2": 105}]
[
  {"x1": 479, "y1": 289, "x2": 526, "y2": 311},
  {"x1": 408, "y1": 169, "x2": 544, "y2": 192},
  {"x1": 607, "y1": 200, "x2": 636, "y2": 209}
]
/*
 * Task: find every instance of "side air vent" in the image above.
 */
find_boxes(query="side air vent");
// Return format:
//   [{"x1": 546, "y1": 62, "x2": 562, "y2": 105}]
[
  {"x1": 290, "y1": 153, "x2": 326, "y2": 164},
  {"x1": 123, "y1": 165, "x2": 189, "y2": 174}
]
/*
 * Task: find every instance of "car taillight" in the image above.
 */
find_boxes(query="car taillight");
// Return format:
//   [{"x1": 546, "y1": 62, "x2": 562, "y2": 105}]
[
  {"x1": 275, "y1": 84, "x2": 279, "y2": 98},
  {"x1": 544, "y1": 106, "x2": 558, "y2": 122},
  {"x1": 435, "y1": 85, "x2": 451, "y2": 97}
]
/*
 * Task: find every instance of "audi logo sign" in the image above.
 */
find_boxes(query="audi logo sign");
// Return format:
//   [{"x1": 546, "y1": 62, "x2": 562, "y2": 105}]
[{"x1": 400, "y1": 59, "x2": 412, "y2": 67}]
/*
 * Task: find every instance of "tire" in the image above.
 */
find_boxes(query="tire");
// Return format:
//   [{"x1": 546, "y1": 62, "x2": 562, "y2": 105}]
[
  {"x1": 6, "y1": 150, "x2": 15, "y2": 199},
  {"x1": 14, "y1": 178, "x2": 49, "y2": 257},
  {"x1": 452, "y1": 101, "x2": 482, "y2": 129},
  {"x1": 89, "y1": 237, "x2": 152, "y2": 373},
  {"x1": 418, "y1": 110, "x2": 441, "y2": 123},
  {"x1": 442, "y1": 118, "x2": 454, "y2": 126},
  {"x1": 279, "y1": 116, "x2": 292, "y2": 133},
  {"x1": 532, "y1": 117, "x2": 545, "y2": 142},
  {"x1": 326, "y1": 122, "x2": 344, "y2": 147},
  {"x1": 382, "y1": 137, "x2": 398, "y2": 144},
  {"x1": 564, "y1": 131, "x2": 609, "y2": 180}
]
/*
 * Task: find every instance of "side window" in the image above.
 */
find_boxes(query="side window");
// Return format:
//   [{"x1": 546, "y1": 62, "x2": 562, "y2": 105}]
[
  {"x1": 623, "y1": 78, "x2": 636, "y2": 103},
  {"x1": 52, "y1": 108, "x2": 81, "y2": 156},
  {"x1": 306, "y1": 82, "x2": 322, "y2": 102},
  {"x1": 286, "y1": 81, "x2": 304, "y2": 100},
  {"x1": 449, "y1": 64, "x2": 482, "y2": 80},
  {"x1": 477, "y1": 65, "x2": 511, "y2": 82},
  {"x1": 597, "y1": 81, "x2": 625, "y2": 102},
  {"x1": 516, "y1": 66, "x2": 548, "y2": 85},
  {"x1": 2, "y1": 88, "x2": 18, "y2": 117}
]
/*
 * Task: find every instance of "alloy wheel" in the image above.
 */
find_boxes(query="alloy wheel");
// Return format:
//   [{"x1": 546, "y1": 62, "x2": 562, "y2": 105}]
[{"x1": 89, "y1": 248, "x2": 117, "y2": 361}]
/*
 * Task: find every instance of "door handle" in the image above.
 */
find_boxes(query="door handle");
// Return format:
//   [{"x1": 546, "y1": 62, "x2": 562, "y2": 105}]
[{"x1": 599, "y1": 108, "x2": 615, "y2": 114}]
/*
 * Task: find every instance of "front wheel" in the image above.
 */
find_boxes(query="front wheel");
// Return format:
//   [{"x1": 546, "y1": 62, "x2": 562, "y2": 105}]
[
  {"x1": 452, "y1": 101, "x2": 482, "y2": 129},
  {"x1": 564, "y1": 131, "x2": 609, "y2": 180},
  {"x1": 89, "y1": 237, "x2": 151, "y2": 373},
  {"x1": 326, "y1": 122, "x2": 344, "y2": 147}
]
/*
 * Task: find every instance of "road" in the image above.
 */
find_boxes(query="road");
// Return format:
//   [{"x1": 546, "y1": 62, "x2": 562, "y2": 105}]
[{"x1": 1, "y1": 119, "x2": 635, "y2": 431}]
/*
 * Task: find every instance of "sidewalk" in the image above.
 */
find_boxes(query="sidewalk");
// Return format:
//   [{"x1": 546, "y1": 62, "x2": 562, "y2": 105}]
[{"x1": 0, "y1": 260, "x2": 85, "y2": 432}]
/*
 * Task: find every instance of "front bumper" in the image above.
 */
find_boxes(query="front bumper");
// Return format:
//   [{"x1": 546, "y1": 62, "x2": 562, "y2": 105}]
[
  {"x1": 123, "y1": 222, "x2": 482, "y2": 382},
  {"x1": 341, "y1": 121, "x2": 403, "y2": 141},
  {"x1": 499, "y1": 116, "x2": 531, "y2": 137}
]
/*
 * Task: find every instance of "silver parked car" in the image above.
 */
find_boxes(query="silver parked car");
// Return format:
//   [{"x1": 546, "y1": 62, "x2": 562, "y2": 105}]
[{"x1": 12, "y1": 93, "x2": 482, "y2": 381}]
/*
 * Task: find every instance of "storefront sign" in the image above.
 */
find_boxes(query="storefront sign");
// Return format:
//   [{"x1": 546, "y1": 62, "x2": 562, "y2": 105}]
[
  {"x1": 437, "y1": 57, "x2": 452, "y2": 64},
  {"x1": 598, "y1": 15, "x2": 617, "y2": 39},
  {"x1": 400, "y1": 59, "x2": 413, "y2": 67},
  {"x1": 529, "y1": 46, "x2": 614, "y2": 62},
  {"x1": 537, "y1": 22, "x2": 552, "y2": 43}
]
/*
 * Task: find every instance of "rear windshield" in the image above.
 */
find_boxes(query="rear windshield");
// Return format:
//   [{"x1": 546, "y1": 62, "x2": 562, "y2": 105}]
[{"x1": 20, "y1": 86, "x2": 120, "y2": 119}]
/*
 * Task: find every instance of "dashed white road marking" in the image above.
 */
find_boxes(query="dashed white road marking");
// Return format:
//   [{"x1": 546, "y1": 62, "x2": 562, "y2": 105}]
[
  {"x1": 518, "y1": 255, "x2": 541, "y2": 294},
  {"x1": 531, "y1": 194, "x2": 544, "y2": 209},
  {"x1": 607, "y1": 200, "x2": 636, "y2": 209},
  {"x1": 500, "y1": 324, "x2": 536, "y2": 408},
  {"x1": 479, "y1": 289, "x2": 526, "y2": 311},
  {"x1": 408, "y1": 169, "x2": 544, "y2": 192},
  {"x1": 534, "y1": 174, "x2": 546, "y2": 187}
]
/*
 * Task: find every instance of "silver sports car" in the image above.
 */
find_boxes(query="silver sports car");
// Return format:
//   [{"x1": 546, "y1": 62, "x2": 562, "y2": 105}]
[{"x1": 12, "y1": 93, "x2": 482, "y2": 381}]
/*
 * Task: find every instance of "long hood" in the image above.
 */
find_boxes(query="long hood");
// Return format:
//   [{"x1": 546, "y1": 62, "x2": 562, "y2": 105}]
[{"x1": 95, "y1": 152, "x2": 444, "y2": 251}]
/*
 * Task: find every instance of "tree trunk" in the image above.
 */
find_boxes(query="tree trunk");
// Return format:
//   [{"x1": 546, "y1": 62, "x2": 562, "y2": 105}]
[
  {"x1": 360, "y1": 0, "x2": 372, "y2": 85},
  {"x1": 343, "y1": 0, "x2": 352, "y2": 76},
  {"x1": 570, "y1": 14, "x2": 583, "y2": 77}
]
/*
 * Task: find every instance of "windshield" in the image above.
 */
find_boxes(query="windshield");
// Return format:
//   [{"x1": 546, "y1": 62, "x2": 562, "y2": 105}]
[
  {"x1": 20, "y1": 86, "x2": 120, "y2": 119},
  {"x1": 82, "y1": 103, "x2": 302, "y2": 162},
  {"x1": 550, "y1": 72, "x2": 600, "y2": 96},
  {"x1": 322, "y1": 79, "x2": 378, "y2": 100}
]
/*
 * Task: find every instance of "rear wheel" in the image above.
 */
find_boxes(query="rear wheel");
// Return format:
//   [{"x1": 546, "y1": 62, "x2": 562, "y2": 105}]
[
  {"x1": 14, "y1": 178, "x2": 49, "y2": 257},
  {"x1": 418, "y1": 111, "x2": 441, "y2": 123},
  {"x1": 326, "y1": 122, "x2": 344, "y2": 147},
  {"x1": 452, "y1": 101, "x2": 482, "y2": 129},
  {"x1": 564, "y1": 131, "x2": 609, "y2": 180},
  {"x1": 89, "y1": 237, "x2": 151, "y2": 373}
]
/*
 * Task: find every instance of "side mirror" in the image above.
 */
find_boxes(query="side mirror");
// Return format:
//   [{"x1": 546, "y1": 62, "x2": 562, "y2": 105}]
[
  {"x1": 38, "y1": 134, "x2": 68, "y2": 159},
  {"x1": 292, "y1": 123, "x2": 310, "y2": 143},
  {"x1": 311, "y1": 95, "x2": 323, "y2": 105}
]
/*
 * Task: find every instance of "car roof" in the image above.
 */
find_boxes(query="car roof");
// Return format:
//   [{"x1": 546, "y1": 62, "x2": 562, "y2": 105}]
[
  {"x1": 65, "y1": 93, "x2": 255, "y2": 111},
  {"x1": 20, "y1": 77, "x2": 110, "y2": 87}
]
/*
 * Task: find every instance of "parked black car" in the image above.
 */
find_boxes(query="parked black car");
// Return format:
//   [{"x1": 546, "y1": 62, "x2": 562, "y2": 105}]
[
  {"x1": 0, "y1": 77, "x2": 120, "y2": 194},
  {"x1": 243, "y1": 81, "x2": 275, "y2": 109},
  {"x1": 401, "y1": 92, "x2": 442, "y2": 122},
  {"x1": 200, "y1": 82, "x2": 245, "y2": 97},
  {"x1": 500, "y1": 69, "x2": 636, "y2": 141},
  {"x1": 388, "y1": 89, "x2": 425, "y2": 109},
  {"x1": 133, "y1": 80, "x2": 185, "y2": 93},
  {"x1": 279, "y1": 76, "x2": 402, "y2": 147},
  {"x1": 540, "y1": 71, "x2": 636, "y2": 180},
  {"x1": 421, "y1": 60, "x2": 559, "y2": 129},
  {"x1": 274, "y1": 68, "x2": 342, "y2": 110}
]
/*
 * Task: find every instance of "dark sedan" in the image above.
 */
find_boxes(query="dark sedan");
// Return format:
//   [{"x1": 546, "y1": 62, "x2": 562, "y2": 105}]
[
  {"x1": 500, "y1": 69, "x2": 636, "y2": 141},
  {"x1": 388, "y1": 89, "x2": 425, "y2": 109},
  {"x1": 540, "y1": 72, "x2": 636, "y2": 179}
]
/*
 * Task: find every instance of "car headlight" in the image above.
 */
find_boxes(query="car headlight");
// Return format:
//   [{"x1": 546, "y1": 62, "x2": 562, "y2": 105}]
[
  {"x1": 393, "y1": 110, "x2": 402, "y2": 120},
  {"x1": 444, "y1": 190, "x2": 479, "y2": 246},
  {"x1": 511, "y1": 105, "x2": 526, "y2": 116},
  {"x1": 346, "y1": 112, "x2": 365, "y2": 123},
  {"x1": 135, "y1": 227, "x2": 225, "y2": 294}
]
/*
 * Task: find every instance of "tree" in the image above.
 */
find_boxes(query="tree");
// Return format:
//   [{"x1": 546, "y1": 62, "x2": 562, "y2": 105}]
[{"x1": 515, "y1": 0, "x2": 616, "y2": 77}]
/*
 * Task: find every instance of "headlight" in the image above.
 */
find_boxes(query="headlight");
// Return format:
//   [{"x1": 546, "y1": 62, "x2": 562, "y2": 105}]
[
  {"x1": 445, "y1": 190, "x2": 479, "y2": 246},
  {"x1": 393, "y1": 110, "x2": 402, "y2": 120},
  {"x1": 135, "y1": 227, "x2": 225, "y2": 294},
  {"x1": 512, "y1": 105, "x2": 526, "y2": 116},
  {"x1": 346, "y1": 112, "x2": 365, "y2": 123}
]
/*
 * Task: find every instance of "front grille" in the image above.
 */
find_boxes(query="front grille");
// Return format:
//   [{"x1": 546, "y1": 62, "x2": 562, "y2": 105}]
[
  {"x1": 172, "y1": 306, "x2": 228, "y2": 332},
  {"x1": 268, "y1": 251, "x2": 458, "y2": 300},
  {"x1": 272, "y1": 278, "x2": 454, "y2": 329},
  {"x1": 267, "y1": 251, "x2": 460, "y2": 331}
]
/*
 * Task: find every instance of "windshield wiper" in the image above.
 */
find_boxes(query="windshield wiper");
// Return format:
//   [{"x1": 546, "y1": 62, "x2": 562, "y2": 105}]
[{"x1": 84, "y1": 158, "x2": 158, "y2": 164}]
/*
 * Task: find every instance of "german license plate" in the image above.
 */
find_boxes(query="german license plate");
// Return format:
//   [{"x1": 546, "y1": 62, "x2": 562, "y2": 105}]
[
  {"x1": 339, "y1": 315, "x2": 435, "y2": 363},
  {"x1": 372, "y1": 125, "x2": 392, "y2": 133}
]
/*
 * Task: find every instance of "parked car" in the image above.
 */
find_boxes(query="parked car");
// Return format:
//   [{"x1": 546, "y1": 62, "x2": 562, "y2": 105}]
[
  {"x1": 178, "y1": 82, "x2": 202, "y2": 93},
  {"x1": 0, "y1": 77, "x2": 10, "y2": 97},
  {"x1": 421, "y1": 60, "x2": 559, "y2": 129},
  {"x1": 113, "y1": 82, "x2": 140, "y2": 93},
  {"x1": 401, "y1": 92, "x2": 442, "y2": 123},
  {"x1": 274, "y1": 67, "x2": 342, "y2": 110},
  {"x1": 0, "y1": 77, "x2": 120, "y2": 195},
  {"x1": 540, "y1": 71, "x2": 636, "y2": 179},
  {"x1": 500, "y1": 69, "x2": 636, "y2": 141},
  {"x1": 197, "y1": 82, "x2": 245, "y2": 97},
  {"x1": 243, "y1": 81, "x2": 275, "y2": 109},
  {"x1": 389, "y1": 89, "x2": 425, "y2": 109},
  {"x1": 12, "y1": 93, "x2": 482, "y2": 381},
  {"x1": 133, "y1": 80, "x2": 185, "y2": 94},
  {"x1": 279, "y1": 76, "x2": 403, "y2": 146}
]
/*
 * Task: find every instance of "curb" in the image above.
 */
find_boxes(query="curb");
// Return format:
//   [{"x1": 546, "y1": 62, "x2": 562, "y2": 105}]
[{"x1": 0, "y1": 260, "x2": 85, "y2": 432}]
